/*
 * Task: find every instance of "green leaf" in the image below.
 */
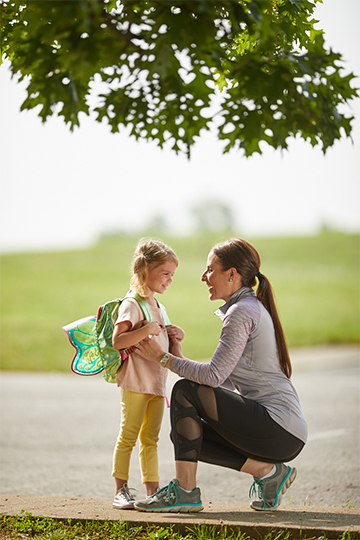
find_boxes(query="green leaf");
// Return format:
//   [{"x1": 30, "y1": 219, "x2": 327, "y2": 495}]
[{"x1": 1, "y1": 0, "x2": 358, "y2": 157}]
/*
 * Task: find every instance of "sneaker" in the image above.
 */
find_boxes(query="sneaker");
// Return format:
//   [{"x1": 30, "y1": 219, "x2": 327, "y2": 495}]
[
  {"x1": 134, "y1": 479, "x2": 204, "y2": 513},
  {"x1": 249, "y1": 463, "x2": 297, "y2": 511},
  {"x1": 113, "y1": 483, "x2": 136, "y2": 510}
]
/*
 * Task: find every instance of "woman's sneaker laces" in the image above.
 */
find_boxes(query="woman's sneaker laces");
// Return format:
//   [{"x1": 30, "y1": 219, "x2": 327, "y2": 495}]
[
  {"x1": 134, "y1": 479, "x2": 203, "y2": 513},
  {"x1": 249, "y1": 463, "x2": 297, "y2": 511}
]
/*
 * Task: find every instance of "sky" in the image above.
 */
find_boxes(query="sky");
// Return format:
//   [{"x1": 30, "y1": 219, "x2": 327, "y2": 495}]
[{"x1": 0, "y1": 0, "x2": 359, "y2": 254}]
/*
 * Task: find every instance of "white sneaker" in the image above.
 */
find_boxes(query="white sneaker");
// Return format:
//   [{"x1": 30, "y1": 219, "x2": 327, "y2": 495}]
[{"x1": 113, "y1": 483, "x2": 136, "y2": 509}]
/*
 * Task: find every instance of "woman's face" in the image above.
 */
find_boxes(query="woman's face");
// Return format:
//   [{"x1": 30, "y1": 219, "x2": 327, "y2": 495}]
[{"x1": 201, "y1": 251, "x2": 234, "y2": 302}]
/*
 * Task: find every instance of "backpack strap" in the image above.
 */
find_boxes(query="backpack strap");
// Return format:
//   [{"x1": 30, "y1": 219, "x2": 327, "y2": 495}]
[
  {"x1": 158, "y1": 301, "x2": 171, "y2": 326},
  {"x1": 129, "y1": 292, "x2": 153, "y2": 321},
  {"x1": 130, "y1": 291, "x2": 171, "y2": 326}
]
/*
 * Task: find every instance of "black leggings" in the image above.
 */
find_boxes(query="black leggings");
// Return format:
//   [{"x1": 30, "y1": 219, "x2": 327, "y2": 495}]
[{"x1": 170, "y1": 379, "x2": 304, "y2": 471}]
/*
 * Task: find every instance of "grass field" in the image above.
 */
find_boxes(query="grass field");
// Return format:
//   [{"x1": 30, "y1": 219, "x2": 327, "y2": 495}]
[
  {"x1": 1, "y1": 513, "x2": 356, "y2": 540},
  {"x1": 0, "y1": 231, "x2": 359, "y2": 372}
]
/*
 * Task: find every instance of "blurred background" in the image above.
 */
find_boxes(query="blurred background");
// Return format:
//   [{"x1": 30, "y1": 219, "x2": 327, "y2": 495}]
[
  {"x1": 0, "y1": 0, "x2": 359, "y2": 255},
  {"x1": 0, "y1": 0, "x2": 359, "y2": 371}
]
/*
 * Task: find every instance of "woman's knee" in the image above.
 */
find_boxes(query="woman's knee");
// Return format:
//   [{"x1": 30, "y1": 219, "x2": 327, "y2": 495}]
[
  {"x1": 172, "y1": 378, "x2": 194, "y2": 395},
  {"x1": 171, "y1": 379, "x2": 199, "y2": 411}
]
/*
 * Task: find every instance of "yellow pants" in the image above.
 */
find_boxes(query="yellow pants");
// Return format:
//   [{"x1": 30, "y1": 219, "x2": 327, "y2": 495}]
[{"x1": 112, "y1": 389, "x2": 165, "y2": 484}]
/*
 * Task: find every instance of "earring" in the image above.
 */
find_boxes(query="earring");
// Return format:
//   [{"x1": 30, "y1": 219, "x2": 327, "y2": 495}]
[{"x1": 229, "y1": 278, "x2": 233, "y2": 282}]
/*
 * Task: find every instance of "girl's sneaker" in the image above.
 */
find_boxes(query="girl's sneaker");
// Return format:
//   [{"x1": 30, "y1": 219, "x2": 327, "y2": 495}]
[
  {"x1": 113, "y1": 483, "x2": 136, "y2": 510},
  {"x1": 134, "y1": 479, "x2": 203, "y2": 513},
  {"x1": 249, "y1": 463, "x2": 297, "y2": 511}
]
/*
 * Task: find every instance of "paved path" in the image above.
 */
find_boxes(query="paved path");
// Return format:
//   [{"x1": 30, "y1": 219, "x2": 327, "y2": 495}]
[
  {"x1": 1, "y1": 494, "x2": 359, "y2": 539},
  {"x1": 1, "y1": 345, "x2": 359, "y2": 512}
]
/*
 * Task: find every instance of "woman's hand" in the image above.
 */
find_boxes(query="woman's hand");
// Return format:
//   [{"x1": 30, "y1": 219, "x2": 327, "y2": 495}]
[{"x1": 136, "y1": 336, "x2": 166, "y2": 364}]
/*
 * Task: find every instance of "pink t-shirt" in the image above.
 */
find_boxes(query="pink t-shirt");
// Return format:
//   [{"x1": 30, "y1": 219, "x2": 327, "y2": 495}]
[{"x1": 114, "y1": 298, "x2": 169, "y2": 396}]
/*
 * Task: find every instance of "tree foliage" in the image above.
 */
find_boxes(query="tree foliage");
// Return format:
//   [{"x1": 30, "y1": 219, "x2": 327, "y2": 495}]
[{"x1": 1, "y1": 0, "x2": 358, "y2": 157}]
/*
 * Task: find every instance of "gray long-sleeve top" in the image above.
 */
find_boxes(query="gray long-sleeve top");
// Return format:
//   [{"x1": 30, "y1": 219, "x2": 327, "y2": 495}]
[{"x1": 170, "y1": 287, "x2": 308, "y2": 444}]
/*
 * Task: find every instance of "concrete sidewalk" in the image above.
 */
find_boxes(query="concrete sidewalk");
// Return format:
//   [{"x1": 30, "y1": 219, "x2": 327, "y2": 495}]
[
  {"x1": 2, "y1": 345, "x2": 359, "y2": 507},
  {"x1": 1, "y1": 345, "x2": 359, "y2": 538},
  {"x1": 1, "y1": 494, "x2": 359, "y2": 539}
]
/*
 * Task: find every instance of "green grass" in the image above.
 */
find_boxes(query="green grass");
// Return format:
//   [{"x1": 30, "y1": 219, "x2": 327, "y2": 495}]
[
  {"x1": 0, "y1": 513, "x2": 356, "y2": 540},
  {"x1": 0, "y1": 231, "x2": 359, "y2": 372}
]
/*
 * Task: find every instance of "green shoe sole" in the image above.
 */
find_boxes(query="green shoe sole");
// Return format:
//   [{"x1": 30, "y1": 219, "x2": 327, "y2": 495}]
[{"x1": 134, "y1": 502, "x2": 204, "y2": 513}]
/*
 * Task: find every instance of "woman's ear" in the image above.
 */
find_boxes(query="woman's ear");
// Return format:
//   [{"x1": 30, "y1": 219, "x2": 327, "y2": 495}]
[
  {"x1": 228, "y1": 268, "x2": 236, "y2": 282},
  {"x1": 231, "y1": 268, "x2": 243, "y2": 287}
]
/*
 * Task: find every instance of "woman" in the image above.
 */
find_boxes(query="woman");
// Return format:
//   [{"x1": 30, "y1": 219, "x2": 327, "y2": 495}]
[{"x1": 133, "y1": 238, "x2": 308, "y2": 513}]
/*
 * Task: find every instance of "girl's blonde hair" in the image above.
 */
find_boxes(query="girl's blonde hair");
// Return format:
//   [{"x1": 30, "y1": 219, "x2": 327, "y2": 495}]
[{"x1": 130, "y1": 238, "x2": 178, "y2": 297}]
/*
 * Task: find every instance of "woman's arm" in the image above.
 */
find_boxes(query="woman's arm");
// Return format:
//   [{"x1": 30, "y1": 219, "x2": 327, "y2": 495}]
[
  {"x1": 136, "y1": 335, "x2": 230, "y2": 385},
  {"x1": 136, "y1": 325, "x2": 242, "y2": 386},
  {"x1": 137, "y1": 303, "x2": 255, "y2": 387},
  {"x1": 170, "y1": 304, "x2": 256, "y2": 386}
]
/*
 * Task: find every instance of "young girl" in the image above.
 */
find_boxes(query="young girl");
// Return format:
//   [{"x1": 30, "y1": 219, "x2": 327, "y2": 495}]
[{"x1": 111, "y1": 238, "x2": 184, "y2": 510}]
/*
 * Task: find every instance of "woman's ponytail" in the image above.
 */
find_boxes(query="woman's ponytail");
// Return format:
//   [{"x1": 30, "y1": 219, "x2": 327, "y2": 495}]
[
  {"x1": 256, "y1": 272, "x2": 292, "y2": 378},
  {"x1": 213, "y1": 238, "x2": 292, "y2": 378}
]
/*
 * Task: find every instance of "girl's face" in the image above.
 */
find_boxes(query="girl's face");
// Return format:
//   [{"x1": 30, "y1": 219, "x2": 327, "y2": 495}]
[
  {"x1": 201, "y1": 251, "x2": 234, "y2": 302},
  {"x1": 146, "y1": 260, "x2": 177, "y2": 295}
]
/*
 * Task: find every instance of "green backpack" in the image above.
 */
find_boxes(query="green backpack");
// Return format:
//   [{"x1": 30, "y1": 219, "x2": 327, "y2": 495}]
[{"x1": 63, "y1": 292, "x2": 171, "y2": 383}]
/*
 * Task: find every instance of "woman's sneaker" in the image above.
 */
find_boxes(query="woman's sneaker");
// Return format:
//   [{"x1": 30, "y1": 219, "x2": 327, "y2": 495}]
[
  {"x1": 249, "y1": 463, "x2": 297, "y2": 511},
  {"x1": 113, "y1": 483, "x2": 136, "y2": 510},
  {"x1": 134, "y1": 479, "x2": 203, "y2": 513}
]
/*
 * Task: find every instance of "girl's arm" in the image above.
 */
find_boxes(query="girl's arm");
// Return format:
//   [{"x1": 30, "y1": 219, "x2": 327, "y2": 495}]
[
  {"x1": 112, "y1": 320, "x2": 161, "y2": 350},
  {"x1": 169, "y1": 338, "x2": 183, "y2": 358},
  {"x1": 166, "y1": 324, "x2": 185, "y2": 342},
  {"x1": 166, "y1": 325, "x2": 185, "y2": 358}
]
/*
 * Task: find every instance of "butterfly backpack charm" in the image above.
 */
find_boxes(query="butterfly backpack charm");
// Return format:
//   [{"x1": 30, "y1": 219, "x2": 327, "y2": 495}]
[
  {"x1": 62, "y1": 292, "x2": 171, "y2": 383},
  {"x1": 62, "y1": 315, "x2": 102, "y2": 376}
]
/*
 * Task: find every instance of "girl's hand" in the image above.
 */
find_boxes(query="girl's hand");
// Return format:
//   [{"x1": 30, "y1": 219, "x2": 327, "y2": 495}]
[
  {"x1": 142, "y1": 320, "x2": 161, "y2": 336},
  {"x1": 166, "y1": 324, "x2": 185, "y2": 342}
]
